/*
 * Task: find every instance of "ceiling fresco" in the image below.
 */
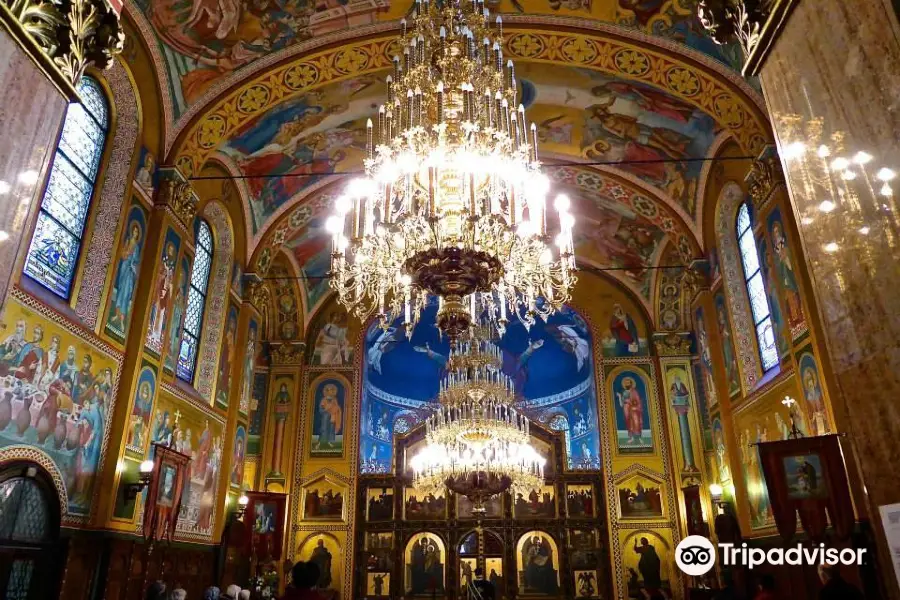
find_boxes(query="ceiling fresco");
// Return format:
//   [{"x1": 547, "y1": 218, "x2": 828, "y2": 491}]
[
  {"x1": 217, "y1": 73, "x2": 380, "y2": 232},
  {"x1": 129, "y1": 0, "x2": 741, "y2": 120},
  {"x1": 214, "y1": 59, "x2": 718, "y2": 237},
  {"x1": 517, "y1": 61, "x2": 719, "y2": 219},
  {"x1": 250, "y1": 163, "x2": 696, "y2": 319}
]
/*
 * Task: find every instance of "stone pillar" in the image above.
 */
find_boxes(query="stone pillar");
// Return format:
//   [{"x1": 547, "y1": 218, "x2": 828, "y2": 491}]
[
  {"x1": 212, "y1": 293, "x2": 256, "y2": 540},
  {"x1": 263, "y1": 342, "x2": 304, "y2": 491},
  {"x1": 94, "y1": 168, "x2": 198, "y2": 524},
  {"x1": 699, "y1": 0, "x2": 900, "y2": 595}
]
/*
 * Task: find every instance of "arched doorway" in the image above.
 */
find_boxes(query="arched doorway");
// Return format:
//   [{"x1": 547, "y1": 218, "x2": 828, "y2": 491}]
[
  {"x1": 458, "y1": 530, "x2": 504, "y2": 597},
  {"x1": 0, "y1": 462, "x2": 62, "y2": 599}
]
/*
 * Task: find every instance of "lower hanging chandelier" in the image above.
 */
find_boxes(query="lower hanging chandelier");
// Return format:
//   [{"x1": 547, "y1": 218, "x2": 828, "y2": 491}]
[{"x1": 409, "y1": 334, "x2": 545, "y2": 514}]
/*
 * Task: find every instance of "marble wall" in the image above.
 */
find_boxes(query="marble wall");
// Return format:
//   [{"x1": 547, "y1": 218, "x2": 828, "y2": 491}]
[
  {"x1": 0, "y1": 32, "x2": 67, "y2": 310},
  {"x1": 758, "y1": 1, "x2": 900, "y2": 595},
  {"x1": 760, "y1": 0, "x2": 900, "y2": 515}
]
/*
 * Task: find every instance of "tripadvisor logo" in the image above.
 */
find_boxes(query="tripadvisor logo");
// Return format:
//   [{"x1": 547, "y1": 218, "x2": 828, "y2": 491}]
[
  {"x1": 675, "y1": 536, "x2": 716, "y2": 576},
  {"x1": 675, "y1": 535, "x2": 867, "y2": 575}
]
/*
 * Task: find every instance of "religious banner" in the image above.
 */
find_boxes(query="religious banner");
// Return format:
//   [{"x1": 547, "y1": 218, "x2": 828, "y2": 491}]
[
  {"x1": 143, "y1": 443, "x2": 190, "y2": 542},
  {"x1": 245, "y1": 491, "x2": 287, "y2": 560},
  {"x1": 756, "y1": 434, "x2": 854, "y2": 541}
]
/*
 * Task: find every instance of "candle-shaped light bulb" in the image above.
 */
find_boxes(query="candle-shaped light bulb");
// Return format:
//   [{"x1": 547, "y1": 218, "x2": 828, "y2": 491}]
[
  {"x1": 366, "y1": 118, "x2": 374, "y2": 158},
  {"x1": 493, "y1": 41, "x2": 502, "y2": 72},
  {"x1": 415, "y1": 86, "x2": 422, "y2": 126},
  {"x1": 393, "y1": 55, "x2": 401, "y2": 80},
  {"x1": 437, "y1": 81, "x2": 444, "y2": 124},
  {"x1": 507, "y1": 59, "x2": 515, "y2": 90},
  {"x1": 401, "y1": 18, "x2": 407, "y2": 35},
  {"x1": 406, "y1": 89, "x2": 414, "y2": 129},
  {"x1": 530, "y1": 122, "x2": 538, "y2": 161}
]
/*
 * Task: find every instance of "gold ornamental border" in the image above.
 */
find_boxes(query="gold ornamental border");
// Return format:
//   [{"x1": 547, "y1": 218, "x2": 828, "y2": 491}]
[{"x1": 171, "y1": 27, "x2": 770, "y2": 177}]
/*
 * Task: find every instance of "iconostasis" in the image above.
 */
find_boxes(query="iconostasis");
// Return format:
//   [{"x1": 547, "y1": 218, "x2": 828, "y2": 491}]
[{"x1": 273, "y1": 269, "x2": 713, "y2": 600}]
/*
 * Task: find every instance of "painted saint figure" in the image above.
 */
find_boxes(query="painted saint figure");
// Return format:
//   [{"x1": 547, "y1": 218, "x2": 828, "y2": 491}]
[
  {"x1": 633, "y1": 537, "x2": 663, "y2": 591},
  {"x1": 716, "y1": 298, "x2": 740, "y2": 394},
  {"x1": 310, "y1": 539, "x2": 333, "y2": 589},
  {"x1": 770, "y1": 219, "x2": 804, "y2": 332},
  {"x1": 314, "y1": 311, "x2": 350, "y2": 365},
  {"x1": 215, "y1": 309, "x2": 237, "y2": 407},
  {"x1": 315, "y1": 383, "x2": 343, "y2": 451},
  {"x1": 802, "y1": 365, "x2": 828, "y2": 435},
  {"x1": 608, "y1": 303, "x2": 641, "y2": 355},
  {"x1": 617, "y1": 377, "x2": 644, "y2": 445},
  {"x1": 109, "y1": 219, "x2": 143, "y2": 334},
  {"x1": 521, "y1": 535, "x2": 558, "y2": 594},
  {"x1": 147, "y1": 241, "x2": 177, "y2": 351}
]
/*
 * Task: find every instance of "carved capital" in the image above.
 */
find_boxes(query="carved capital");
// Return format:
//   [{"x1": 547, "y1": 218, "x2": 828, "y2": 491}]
[
  {"x1": 653, "y1": 332, "x2": 694, "y2": 357},
  {"x1": 697, "y1": 0, "x2": 795, "y2": 76},
  {"x1": 746, "y1": 154, "x2": 784, "y2": 213},
  {"x1": 157, "y1": 168, "x2": 198, "y2": 229},
  {"x1": 270, "y1": 342, "x2": 306, "y2": 366},
  {"x1": 1, "y1": 0, "x2": 123, "y2": 96}
]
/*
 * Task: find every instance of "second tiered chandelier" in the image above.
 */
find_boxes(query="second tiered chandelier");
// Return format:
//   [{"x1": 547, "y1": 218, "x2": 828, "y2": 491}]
[
  {"x1": 326, "y1": 0, "x2": 576, "y2": 345},
  {"x1": 409, "y1": 333, "x2": 545, "y2": 513}
]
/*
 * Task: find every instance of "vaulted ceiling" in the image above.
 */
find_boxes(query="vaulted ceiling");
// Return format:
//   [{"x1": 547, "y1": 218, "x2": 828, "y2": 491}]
[{"x1": 124, "y1": 0, "x2": 772, "y2": 326}]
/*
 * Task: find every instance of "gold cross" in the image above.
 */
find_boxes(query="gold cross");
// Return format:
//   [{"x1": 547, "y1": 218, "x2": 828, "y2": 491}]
[{"x1": 173, "y1": 409, "x2": 182, "y2": 425}]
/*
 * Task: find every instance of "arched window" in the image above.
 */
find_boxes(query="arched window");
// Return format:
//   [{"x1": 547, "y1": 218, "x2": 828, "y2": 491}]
[
  {"x1": 177, "y1": 219, "x2": 213, "y2": 382},
  {"x1": 736, "y1": 203, "x2": 778, "y2": 371},
  {"x1": 24, "y1": 76, "x2": 109, "y2": 299}
]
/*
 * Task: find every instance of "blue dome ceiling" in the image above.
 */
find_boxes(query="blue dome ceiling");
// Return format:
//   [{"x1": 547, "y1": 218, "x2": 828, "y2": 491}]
[{"x1": 364, "y1": 304, "x2": 594, "y2": 403}]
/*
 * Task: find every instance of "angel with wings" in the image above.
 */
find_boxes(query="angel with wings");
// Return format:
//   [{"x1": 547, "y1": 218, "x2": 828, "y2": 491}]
[
  {"x1": 366, "y1": 326, "x2": 400, "y2": 374},
  {"x1": 545, "y1": 320, "x2": 591, "y2": 372}
]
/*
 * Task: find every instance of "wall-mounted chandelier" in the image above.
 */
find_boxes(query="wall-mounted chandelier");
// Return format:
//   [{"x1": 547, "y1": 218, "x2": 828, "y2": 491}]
[
  {"x1": 409, "y1": 333, "x2": 545, "y2": 514},
  {"x1": 326, "y1": 0, "x2": 576, "y2": 345}
]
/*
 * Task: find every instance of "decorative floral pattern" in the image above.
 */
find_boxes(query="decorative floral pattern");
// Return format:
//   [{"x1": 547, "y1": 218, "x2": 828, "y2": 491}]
[{"x1": 238, "y1": 85, "x2": 270, "y2": 114}]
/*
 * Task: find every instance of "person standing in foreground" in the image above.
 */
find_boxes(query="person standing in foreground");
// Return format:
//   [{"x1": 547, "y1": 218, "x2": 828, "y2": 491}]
[
  {"x1": 468, "y1": 567, "x2": 495, "y2": 600},
  {"x1": 818, "y1": 564, "x2": 864, "y2": 600},
  {"x1": 280, "y1": 561, "x2": 323, "y2": 600}
]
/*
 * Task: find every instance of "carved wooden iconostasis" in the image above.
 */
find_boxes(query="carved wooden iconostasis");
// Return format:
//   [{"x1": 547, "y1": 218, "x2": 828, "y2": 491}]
[{"x1": 354, "y1": 422, "x2": 613, "y2": 600}]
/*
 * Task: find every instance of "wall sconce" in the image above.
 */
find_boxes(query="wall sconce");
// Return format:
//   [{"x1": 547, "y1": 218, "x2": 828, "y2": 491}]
[
  {"x1": 125, "y1": 459, "x2": 155, "y2": 500},
  {"x1": 709, "y1": 483, "x2": 724, "y2": 505},
  {"x1": 235, "y1": 494, "x2": 249, "y2": 519}
]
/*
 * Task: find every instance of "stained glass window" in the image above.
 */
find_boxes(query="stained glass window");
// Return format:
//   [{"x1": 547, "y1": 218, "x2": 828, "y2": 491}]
[
  {"x1": 24, "y1": 76, "x2": 109, "y2": 298},
  {"x1": 177, "y1": 220, "x2": 213, "y2": 382},
  {"x1": 736, "y1": 203, "x2": 778, "y2": 371}
]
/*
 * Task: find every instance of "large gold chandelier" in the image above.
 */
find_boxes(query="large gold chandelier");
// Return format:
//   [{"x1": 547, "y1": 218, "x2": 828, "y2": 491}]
[
  {"x1": 409, "y1": 333, "x2": 545, "y2": 513},
  {"x1": 326, "y1": 0, "x2": 575, "y2": 345}
]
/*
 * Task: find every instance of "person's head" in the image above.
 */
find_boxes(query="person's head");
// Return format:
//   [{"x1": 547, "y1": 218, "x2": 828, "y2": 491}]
[
  {"x1": 169, "y1": 589, "x2": 187, "y2": 600},
  {"x1": 202, "y1": 586, "x2": 220, "y2": 600},
  {"x1": 238, "y1": 590, "x2": 250, "y2": 600},
  {"x1": 224, "y1": 584, "x2": 241, "y2": 599},
  {"x1": 145, "y1": 580, "x2": 166, "y2": 600},
  {"x1": 475, "y1": 567, "x2": 484, "y2": 579},
  {"x1": 758, "y1": 573, "x2": 776, "y2": 591},
  {"x1": 818, "y1": 563, "x2": 842, "y2": 584},
  {"x1": 291, "y1": 561, "x2": 321, "y2": 589}
]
